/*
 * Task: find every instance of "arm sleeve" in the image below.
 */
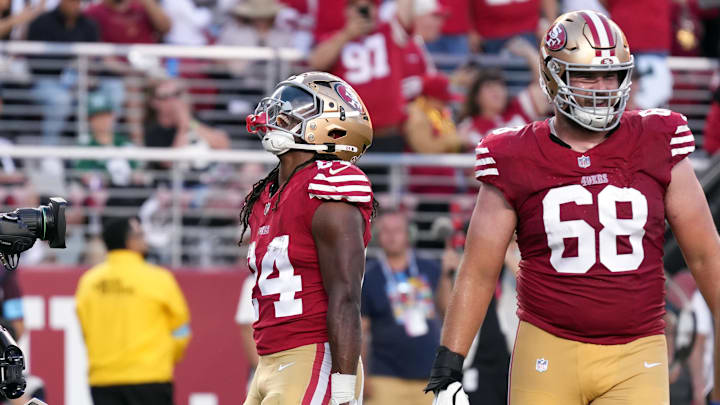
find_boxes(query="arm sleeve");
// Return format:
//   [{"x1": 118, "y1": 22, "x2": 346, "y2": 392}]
[
  {"x1": 666, "y1": 112, "x2": 696, "y2": 167},
  {"x1": 474, "y1": 134, "x2": 517, "y2": 206},
  {"x1": 308, "y1": 161, "x2": 374, "y2": 244}
]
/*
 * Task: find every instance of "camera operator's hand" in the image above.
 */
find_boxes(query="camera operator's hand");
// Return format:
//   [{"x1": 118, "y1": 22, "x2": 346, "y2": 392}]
[{"x1": 342, "y1": 7, "x2": 375, "y2": 41}]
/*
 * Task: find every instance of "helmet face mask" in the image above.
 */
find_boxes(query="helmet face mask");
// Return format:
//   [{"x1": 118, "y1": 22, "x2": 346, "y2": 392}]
[
  {"x1": 549, "y1": 60, "x2": 633, "y2": 131},
  {"x1": 255, "y1": 84, "x2": 321, "y2": 136},
  {"x1": 247, "y1": 72, "x2": 373, "y2": 162},
  {"x1": 539, "y1": 10, "x2": 634, "y2": 132}
]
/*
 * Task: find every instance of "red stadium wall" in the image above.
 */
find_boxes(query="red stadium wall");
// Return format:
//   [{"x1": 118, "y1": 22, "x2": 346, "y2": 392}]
[{"x1": 17, "y1": 268, "x2": 251, "y2": 405}]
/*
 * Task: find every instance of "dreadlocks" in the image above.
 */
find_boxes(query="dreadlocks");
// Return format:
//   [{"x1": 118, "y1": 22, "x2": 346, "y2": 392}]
[{"x1": 238, "y1": 155, "x2": 379, "y2": 245}]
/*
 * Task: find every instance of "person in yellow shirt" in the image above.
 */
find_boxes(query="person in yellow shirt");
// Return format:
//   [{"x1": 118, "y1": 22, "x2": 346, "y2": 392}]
[{"x1": 76, "y1": 217, "x2": 191, "y2": 405}]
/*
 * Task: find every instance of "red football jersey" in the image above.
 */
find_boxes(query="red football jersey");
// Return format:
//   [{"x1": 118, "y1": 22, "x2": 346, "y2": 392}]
[
  {"x1": 401, "y1": 36, "x2": 434, "y2": 101},
  {"x1": 247, "y1": 161, "x2": 374, "y2": 355},
  {"x1": 85, "y1": 2, "x2": 160, "y2": 44},
  {"x1": 327, "y1": 22, "x2": 406, "y2": 130},
  {"x1": 475, "y1": 109, "x2": 695, "y2": 344},
  {"x1": 439, "y1": 0, "x2": 471, "y2": 35},
  {"x1": 473, "y1": 0, "x2": 540, "y2": 39},
  {"x1": 606, "y1": 0, "x2": 670, "y2": 52}
]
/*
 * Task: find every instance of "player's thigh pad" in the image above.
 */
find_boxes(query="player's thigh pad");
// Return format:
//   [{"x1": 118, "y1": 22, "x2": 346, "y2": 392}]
[
  {"x1": 509, "y1": 321, "x2": 584, "y2": 405},
  {"x1": 251, "y1": 342, "x2": 364, "y2": 405},
  {"x1": 589, "y1": 334, "x2": 669, "y2": 405}
]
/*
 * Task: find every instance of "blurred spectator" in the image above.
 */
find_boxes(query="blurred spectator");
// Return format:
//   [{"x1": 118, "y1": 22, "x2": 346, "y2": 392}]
[
  {"x1": 217, "y1": 0, "x2": 292, "y2": 76},
  {"x1": 425, "y1": 0, "x2": 471, "y2": 56},
  {"x1": 162, "y1": 0, "x2": 212, "y2": 46},
  {"x1": 561, "y1": 0, "x2": 608, "y2": 14},
  {"x1": 309, "y1": 0, "x2": 412, "y2": 151},
  {"x1": 85, "y1": 0, "x2": 170, "y2": 44},
  {"x1": 457, "y1": 38, "x2": 548, "y2": 150},
  {"x1": 404, "y1": 73, "x2": 461, "y2": 154},
  {"x1": 75, "y1": 91, "x2": 147, "y2": 219},
  {"x1": 603, "y1": 0, "x2": 673, "y2": 108},
  {"x1": 0, "y1": 0, "x2": 44, "y2": 39},
  {"x1": 76, "y1": 91, "x2": 136, "y2": 182},
  {"x1": 75, "y1": 216, "x2": 191, "y2": 405},
  {"x1": 0, "y1": 113, "x2": 25, "y2": 184},
  {"x1": 143, "y1": 78, "x2": 230, "y2": 170},
  {"x1": 400, "y1": 0, "x2": 444, "y2": 101},
  {"x1": 361, "y1": 209, "x2": 451, "y2": 405},
  {"x1": 26, "y1": 0, "x2": 99, "y2": 145},
  {"x1": 470, "y1": 0, "x2": 556, "y2": 54},
  {"x1": 670, "y1": 0, "x2": 704, "y2": 57},
  {"x1": 85, "y1": 0, "x2": 172, "y2": 141},
  {"x1": 138, "y1": 184, "x2": 174, "y2": 263},
  {"x1": 698, "y1": 2, "x2": 720, "y2": 58},
  {"x1": 704, "y1": 86, "x2": 720, "y2": 155},
  {"x1": 312, "y1": 0, "x2": 349, "y2": 43}
]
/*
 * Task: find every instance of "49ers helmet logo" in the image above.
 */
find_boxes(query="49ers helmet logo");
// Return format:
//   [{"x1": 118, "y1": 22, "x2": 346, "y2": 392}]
[
  {"x1": 334, "y1": 83, "x2": 363, "y2": 112},
  {"x1": 545, "y1": 23, "x2": 567, "y2": 51}
]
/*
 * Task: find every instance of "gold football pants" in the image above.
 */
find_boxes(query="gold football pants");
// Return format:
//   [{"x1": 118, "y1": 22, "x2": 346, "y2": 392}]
[
  {"x1": 509, "y1": 321, "x2": 669, "y2": 405},
  {"x1": 244, "y1": 342, "x2": 363, "y2": 405}
]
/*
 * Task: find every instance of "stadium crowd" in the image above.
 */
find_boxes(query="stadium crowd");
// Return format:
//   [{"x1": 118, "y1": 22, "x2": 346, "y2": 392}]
[{"x1": 0, "y1": 0, "x2": 720, "y2": 404}]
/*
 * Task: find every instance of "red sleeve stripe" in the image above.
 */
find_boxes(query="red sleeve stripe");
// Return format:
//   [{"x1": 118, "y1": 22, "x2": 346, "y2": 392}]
[
  {"x1": 671, "y1": 146, "x2": 695, "y2": 156},
  {"x1": 309, "y1": 193, "x2": 372, "y2": 203},
  {"x1": 308, "y1": 183, "x2": 372, "y2": 193},
  {"x1": 313, "y1": 173, "x2": 369, "y2": 183},
  {"x1": 675, "y1": 125, "x2": 690, "y2": 134}
]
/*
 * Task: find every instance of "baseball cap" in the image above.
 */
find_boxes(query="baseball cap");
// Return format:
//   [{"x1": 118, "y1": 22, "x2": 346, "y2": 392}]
[
  {"x1": 87, "y1": 91, "x2": 113, "y2": 117},
  {"x1": 421, "y1": 73, "x2": 462, "y2": 103},
  {"x1": 414, "y1": 0, "x2": 448, "y2": 17}
]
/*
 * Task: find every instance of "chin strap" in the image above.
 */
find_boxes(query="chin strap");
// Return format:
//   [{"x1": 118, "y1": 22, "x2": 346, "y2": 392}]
[{"x1": 261, "y1": 130, "x2": 358, "y2": 156}]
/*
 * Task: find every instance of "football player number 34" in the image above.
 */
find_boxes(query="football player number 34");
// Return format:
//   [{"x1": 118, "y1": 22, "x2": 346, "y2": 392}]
[
  {"x1": 247, "y1": 236, "x2": 303, "y2": 317},
  {"x1": 543, "y1": 185, "x2": 648, "y2": 273}
]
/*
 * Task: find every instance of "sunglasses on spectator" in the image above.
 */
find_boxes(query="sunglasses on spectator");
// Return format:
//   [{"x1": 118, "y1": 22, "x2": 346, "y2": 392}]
[{"x1": 154, "y1": 89, "x2": 184, "y2": 100}]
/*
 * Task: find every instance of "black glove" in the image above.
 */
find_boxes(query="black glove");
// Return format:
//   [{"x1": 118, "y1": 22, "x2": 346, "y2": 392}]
[{"x1": 424, "y1": 345, "x2": 465, "y2": 394}]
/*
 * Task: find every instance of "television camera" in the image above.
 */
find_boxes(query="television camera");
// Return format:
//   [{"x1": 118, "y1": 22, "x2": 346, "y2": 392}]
[{"x1": 0, "y1": 197, "x2": 67, "y2": 399}]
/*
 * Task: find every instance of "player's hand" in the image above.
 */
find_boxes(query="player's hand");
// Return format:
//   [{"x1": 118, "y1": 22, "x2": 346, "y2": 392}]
[
  {"x1": 432, "y1": 382, "x2": 469, "y2": 405},
  {"x1": 424, "y1": 346, "x2": 466, "y2": 403}
]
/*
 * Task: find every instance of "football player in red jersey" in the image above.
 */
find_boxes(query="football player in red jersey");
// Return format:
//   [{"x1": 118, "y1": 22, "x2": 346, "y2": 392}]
[
  {"x1": 241, "y1": 71, "x2": 376, "y2": 405},
  {"x1": 426, "y1": 10, "x2": 720, "y2": 405}
]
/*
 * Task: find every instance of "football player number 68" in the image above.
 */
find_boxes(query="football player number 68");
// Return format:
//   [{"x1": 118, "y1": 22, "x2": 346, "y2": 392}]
[
  {"x1": 247, "y1": 236, "x2": 303, "y2": 318},
  {"x1": 542, "y1": 185, "x2": 648, "y2": 273}
]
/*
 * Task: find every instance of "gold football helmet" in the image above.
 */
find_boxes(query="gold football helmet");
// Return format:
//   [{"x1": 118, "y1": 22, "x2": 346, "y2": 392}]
[
  {"x1": 246, "y1": 71, "x2": 373, "y2": 163},
  {"x1": 539, "y1": 10, "x2": 634, "y2": 131}
]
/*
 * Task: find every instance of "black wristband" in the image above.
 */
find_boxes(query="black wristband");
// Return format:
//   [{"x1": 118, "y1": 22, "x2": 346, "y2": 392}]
[{"x1": 423, "y1": 345, "x2": 465, "y2": 394}]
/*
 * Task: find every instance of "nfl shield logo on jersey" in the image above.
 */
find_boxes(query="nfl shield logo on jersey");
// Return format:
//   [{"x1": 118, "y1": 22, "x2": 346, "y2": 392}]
[
  {"x1": 536, "y1": 358, "x2": 549, "y2": 373},
  {"x1": 264, "y1": 202, "x2": 271, "y2": 215},
  {"x1": 577, "y1": 155, "x2": 591, "y2": 168}
]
